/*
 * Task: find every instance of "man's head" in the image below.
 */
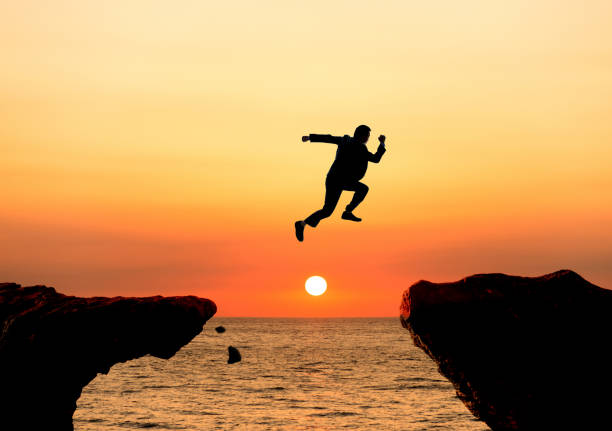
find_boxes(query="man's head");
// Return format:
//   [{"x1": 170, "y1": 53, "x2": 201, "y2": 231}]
[{"x1": 353, "y1": 125, "x2": 371, "y2": 144}]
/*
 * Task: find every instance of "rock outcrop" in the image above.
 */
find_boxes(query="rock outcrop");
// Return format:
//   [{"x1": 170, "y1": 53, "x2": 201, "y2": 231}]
[
  {"x1": 401, "y1": 270, "x2": 612, "y2": 430},
  {"x1": 0, "y1": 283, "x2": 216, "y2": 430},
  {"x1": 227, "y1": 345, "x2": 242, "y2": 364}
]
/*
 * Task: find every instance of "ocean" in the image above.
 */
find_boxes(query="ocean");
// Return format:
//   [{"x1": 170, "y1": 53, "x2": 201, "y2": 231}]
[{"x1": 74, "y1": 318, "x2": 490, "y2": 430}]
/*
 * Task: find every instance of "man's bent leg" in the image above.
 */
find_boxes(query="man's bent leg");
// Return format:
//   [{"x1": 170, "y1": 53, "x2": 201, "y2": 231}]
[
  {"x1": 345, "y1": 182, "x2": 369, "y2": 212},
  {"x1": 304, "y1": 183, "x2": 342, "y2": 227}
]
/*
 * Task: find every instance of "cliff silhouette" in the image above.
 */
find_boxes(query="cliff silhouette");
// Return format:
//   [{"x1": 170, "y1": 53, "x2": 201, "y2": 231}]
[
  {"x1": 401, "y1": 270, "x2": 612, "y2": 430},
  {"x1": 0, "y1": 283, "x2": 216, "y2": 430}
]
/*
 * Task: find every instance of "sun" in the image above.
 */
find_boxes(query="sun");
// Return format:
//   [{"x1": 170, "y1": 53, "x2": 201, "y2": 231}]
[{"x1": 305, "y1": 276, "x2": 327, "y2": 296}]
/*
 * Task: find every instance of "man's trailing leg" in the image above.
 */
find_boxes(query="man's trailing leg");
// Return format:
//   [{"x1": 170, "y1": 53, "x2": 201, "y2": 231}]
[{"x1": 294, "y1": 221, "x2": 305, "y2": 242}]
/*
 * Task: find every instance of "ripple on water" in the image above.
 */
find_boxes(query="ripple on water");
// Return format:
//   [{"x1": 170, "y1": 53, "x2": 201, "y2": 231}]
[{"x1": 309, "y1": 411, "x2": 359, "y2": 417}]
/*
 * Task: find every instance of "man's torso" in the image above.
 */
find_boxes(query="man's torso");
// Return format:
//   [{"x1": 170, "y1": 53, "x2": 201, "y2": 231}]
[{"x1": 327, "y1": 139, "x2": 371, "y2": 184}]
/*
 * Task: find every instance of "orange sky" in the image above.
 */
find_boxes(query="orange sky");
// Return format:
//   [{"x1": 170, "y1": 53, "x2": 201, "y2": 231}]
[{"x1": 2, "y1": 1, "x2": 611, "y2": 316}]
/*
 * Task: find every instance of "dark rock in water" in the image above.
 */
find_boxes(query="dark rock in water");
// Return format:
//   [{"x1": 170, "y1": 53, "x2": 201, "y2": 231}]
[
  {"x1": 215, "y1": 325, "x2": 226, "y2": 333},
  {"x1": 400, "y1": 270, "x2": 612, "y2": 431},
  {"x1": 0, "y1": 282, "x2": 216, "y2": 431},
  {"x1": 228, "y1": 345, "x2": 241, "y2": 364}
]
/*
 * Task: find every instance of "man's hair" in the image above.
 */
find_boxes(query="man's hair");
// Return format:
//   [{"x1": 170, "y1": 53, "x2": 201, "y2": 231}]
[{"x1": 354, "y1": 125, "x2": 371, "y2": 137}]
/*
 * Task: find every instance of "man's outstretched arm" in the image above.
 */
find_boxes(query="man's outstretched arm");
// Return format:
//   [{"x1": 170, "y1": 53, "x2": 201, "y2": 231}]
[
  {"x1": 368, "y1": 135, "x2": 387, "y2": 163},
  {"x1": 302, "y1": 134, "x2": 344, "y2": 144}
]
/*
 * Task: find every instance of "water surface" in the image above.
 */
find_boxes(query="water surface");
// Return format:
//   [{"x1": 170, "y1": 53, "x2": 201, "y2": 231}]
[{"x1": 75, "y1": 318, "x2": 489, "y2": 430}]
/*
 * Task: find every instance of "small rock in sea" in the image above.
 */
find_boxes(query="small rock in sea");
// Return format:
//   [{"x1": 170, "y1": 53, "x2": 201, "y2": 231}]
[
  {"x1": 215, "y1": 326, "x2": 226, "y2": 333},
  {"x1": 227, "y1": 346, "x2": 241, "y2": 364}
]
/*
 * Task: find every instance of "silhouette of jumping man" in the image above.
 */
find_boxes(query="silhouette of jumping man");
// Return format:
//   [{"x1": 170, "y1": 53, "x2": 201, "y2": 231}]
[{"x1": 295, "y1": 125, "x2": 386, "y2": 241}]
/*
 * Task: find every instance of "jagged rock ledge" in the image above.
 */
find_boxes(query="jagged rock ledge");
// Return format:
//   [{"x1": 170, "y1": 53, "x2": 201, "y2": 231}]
[
  {"x1": 400, "y1": 270, "x2": 612, "y2": 431},
  {"x1": 0, "y1": 283, "x2": 216, "y2": 430}
]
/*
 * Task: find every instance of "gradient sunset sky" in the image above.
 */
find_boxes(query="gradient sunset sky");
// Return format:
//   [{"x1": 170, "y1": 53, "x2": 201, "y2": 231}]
[{"x1": 2, "y1": 1, "x2": 611, "y2": 316}]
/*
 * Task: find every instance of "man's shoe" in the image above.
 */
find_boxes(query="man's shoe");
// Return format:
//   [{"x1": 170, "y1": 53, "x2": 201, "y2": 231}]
[
  {"x1": 295, "y1": 221, "x2": 304, "y2": 241},
  {"x1": 341, "y1": 211, "x2": 362, "y2": 222}
]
